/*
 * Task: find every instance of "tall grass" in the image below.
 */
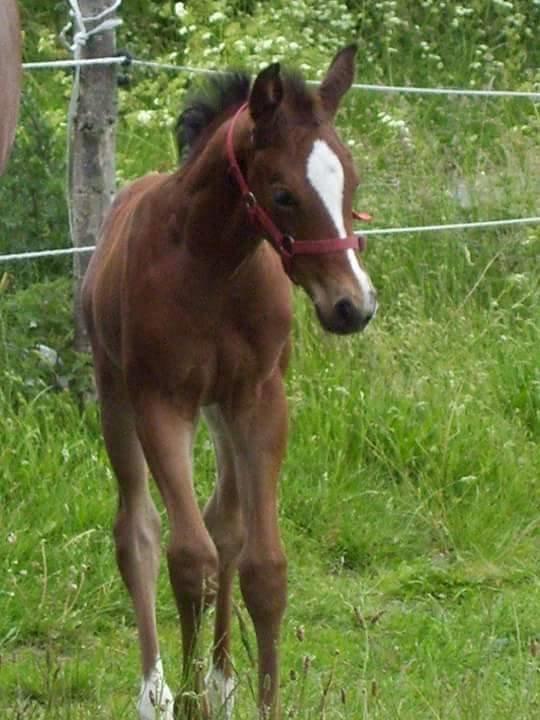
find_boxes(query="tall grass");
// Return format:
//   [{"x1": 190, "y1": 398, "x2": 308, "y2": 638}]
[{"x1": 2, "y1": 194, "x2": 538, "y2": 719}]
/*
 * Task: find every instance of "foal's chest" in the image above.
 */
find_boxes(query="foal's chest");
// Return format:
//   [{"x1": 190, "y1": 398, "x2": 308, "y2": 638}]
[{"x1": 128, "y1": 273, "x2": 292, "y2": 408}]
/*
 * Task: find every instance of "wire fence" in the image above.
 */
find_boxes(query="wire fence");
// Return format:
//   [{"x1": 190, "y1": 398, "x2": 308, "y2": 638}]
[
  {"x1": 22, "y1": 55, "x2": 540, "y2": 100},
  {"x1": 7, "y1": 26, "x2": 540, "y2": 265},
  {"x1": 2, "y1": 218, "x2": 539, "y2": 264}
]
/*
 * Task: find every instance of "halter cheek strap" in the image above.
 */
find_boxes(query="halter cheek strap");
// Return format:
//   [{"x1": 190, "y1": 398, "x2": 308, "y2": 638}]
[{"x1": 226, "y1": 103, "x2": 370, "y2": 278}]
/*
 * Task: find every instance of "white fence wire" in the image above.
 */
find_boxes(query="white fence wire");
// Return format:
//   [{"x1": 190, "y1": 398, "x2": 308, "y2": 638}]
[
  {"x1": 2, "y1": 218, "x2": 539, "y2": 264},
  {"x1": 8, "y1": 26, "x2": 539, "y2": 264},
  {"x1": 22, "y1": 55, "x2": 540, "y2": 100}
]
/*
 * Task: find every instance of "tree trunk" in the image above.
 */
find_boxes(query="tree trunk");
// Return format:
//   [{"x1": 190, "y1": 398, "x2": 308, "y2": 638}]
[{"x1": 69, "y1": 0, "x2": 117, "y2": 352}]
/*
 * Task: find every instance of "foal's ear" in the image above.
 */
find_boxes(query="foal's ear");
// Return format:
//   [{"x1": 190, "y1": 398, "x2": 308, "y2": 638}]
[
  {"x1": 319, "y1": 44, "x2": 357, "y2": 119},
  {"x1": 249, "y1": 63, "x2": 283, "y2": 125}
]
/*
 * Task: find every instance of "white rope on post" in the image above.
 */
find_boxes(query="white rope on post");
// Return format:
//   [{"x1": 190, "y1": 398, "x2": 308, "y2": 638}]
[
  {"x1": 77, "y1": 0, "x2": 122, "y2": 24},
  {"x1": 1, "y1": 216, "x2": 538, "y2": 264},
  {"x1": 61, "y1": 0, "x2": 122, "y2": 52}
]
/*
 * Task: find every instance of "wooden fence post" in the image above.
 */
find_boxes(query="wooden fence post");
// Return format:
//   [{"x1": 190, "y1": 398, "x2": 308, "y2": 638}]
[
  {"x1": 0, "y1": 0, "x2": 21, "y2": 176},
  {"x1": 69, "y1": 0, "x2": 118, "y2": 352}
]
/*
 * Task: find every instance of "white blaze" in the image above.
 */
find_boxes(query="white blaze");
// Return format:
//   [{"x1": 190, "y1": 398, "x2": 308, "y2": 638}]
[
  {"x1": 306, "y1": 139, "x2": 374, "y2": 307},
  {"x1": 307, "y1": 139, "x2": 347, "y2": 237}
]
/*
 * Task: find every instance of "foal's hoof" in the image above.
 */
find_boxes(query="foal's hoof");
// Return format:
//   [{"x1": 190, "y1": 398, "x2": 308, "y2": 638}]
[
  {"x1": 205, "y1": 668, "x2": 235, "y2": 719},
  {"x1": 137, "y1": 660, "x2": 174, "y2": 720}
]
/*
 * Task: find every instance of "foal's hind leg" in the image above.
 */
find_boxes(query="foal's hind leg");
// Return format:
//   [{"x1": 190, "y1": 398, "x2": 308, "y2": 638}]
[
  {"x1": 96, "y1": 362, "x2": 173, "y2": 719},
  {"x1": 202, "y1": 407, "x2": 246, "y2": 718}
]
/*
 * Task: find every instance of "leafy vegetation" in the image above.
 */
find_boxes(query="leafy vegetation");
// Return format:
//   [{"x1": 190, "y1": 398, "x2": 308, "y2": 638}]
[{"x1": 1, "y1": 1, "x2": 539, "y2": 718}]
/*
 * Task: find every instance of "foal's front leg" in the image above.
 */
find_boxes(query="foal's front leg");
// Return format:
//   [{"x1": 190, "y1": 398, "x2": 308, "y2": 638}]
[
  {"x1": 96, "y1": 365, "x2": 173, "y2": 720},
  {"x1": 133, "y1": 392, "x2": 218, "y2": 718},
  {"x1": 224, "y1": 373, "x2": 289, "y2": 718}
]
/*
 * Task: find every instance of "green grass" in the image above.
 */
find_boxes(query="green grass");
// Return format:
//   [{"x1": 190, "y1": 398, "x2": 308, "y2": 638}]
[
  {"x1": 1, "y1": 220, "x2": 539, "y2": 718},
  {"x1": 2, "y1": 2, "x2": 540, "y2": 716}
]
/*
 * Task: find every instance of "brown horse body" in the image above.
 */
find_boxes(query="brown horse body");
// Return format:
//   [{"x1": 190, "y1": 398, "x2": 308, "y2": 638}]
[
  {"x1": 0, "y1": 0, "x2": 21, "y2": 174},
  {"x1": 83, "y1": 46, "x2": 376, "y2": 719}
]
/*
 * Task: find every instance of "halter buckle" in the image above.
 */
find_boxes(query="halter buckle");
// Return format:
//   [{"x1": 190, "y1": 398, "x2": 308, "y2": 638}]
[
  {"x1": 281, "y1": 235, "x2": 295, "y2": 257},
  {"x1": 244, "y1": 192, "x2": 257, "y2": 210}
]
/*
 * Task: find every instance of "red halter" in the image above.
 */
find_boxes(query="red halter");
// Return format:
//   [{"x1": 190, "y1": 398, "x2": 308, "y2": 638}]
[{"x1": 226, "y1": 103, "x2": 369, "y2": 277}]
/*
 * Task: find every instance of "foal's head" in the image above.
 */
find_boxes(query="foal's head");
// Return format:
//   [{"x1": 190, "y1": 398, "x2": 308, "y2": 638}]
[{"x1": 245, "y1": 45, "x2": 377, "y2": 334}]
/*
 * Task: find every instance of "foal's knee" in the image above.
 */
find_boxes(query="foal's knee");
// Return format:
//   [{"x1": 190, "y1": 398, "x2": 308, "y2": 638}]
[
  {"x1": 239, "y1": 552, "x2": 288, "y2": 625},
  {"x1": 167, "y1": 540, "x2": 219, "y2": 608}
]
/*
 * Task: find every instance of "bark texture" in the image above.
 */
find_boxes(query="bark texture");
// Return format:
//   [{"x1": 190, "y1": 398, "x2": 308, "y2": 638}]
[{"x1": 70, "y1": 0, "x2": 117, "y2": 352}]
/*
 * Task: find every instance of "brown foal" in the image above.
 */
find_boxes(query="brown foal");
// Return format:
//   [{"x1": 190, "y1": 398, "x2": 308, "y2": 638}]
[
  {"x1": 83, "y1": 45, "x2": 376, "y2": 719},
  {"x1": 0, "y1": 0, "x2": 21, "y2": 175}
]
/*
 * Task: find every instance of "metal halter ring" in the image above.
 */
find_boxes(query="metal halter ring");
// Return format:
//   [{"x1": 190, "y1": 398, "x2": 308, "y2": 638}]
[
  {"x1": 243, "y1": 192, "x2": 257, "y2": 209},
  {"x1": 281, "y1": 235, "x2": 295, "y2": 256}
]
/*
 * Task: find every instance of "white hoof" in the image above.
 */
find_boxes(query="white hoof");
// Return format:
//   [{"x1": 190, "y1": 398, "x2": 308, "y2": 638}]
[
  {"x1": 205, "y1": 667, "x2": 235, "y2": 719},
  {"x1": 137, "y1": 658, "x2": 174, "y2": 720}
]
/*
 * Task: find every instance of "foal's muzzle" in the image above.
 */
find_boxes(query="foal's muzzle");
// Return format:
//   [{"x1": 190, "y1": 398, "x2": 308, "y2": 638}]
[{"x1": 316, "y1": 291, "x2": 377, "y2": 335}]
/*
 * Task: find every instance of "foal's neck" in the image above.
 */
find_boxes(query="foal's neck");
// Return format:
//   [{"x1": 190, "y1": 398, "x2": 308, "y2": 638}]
[{"x1": 172, "y1": 113, "x2": 259, "y2": 278}]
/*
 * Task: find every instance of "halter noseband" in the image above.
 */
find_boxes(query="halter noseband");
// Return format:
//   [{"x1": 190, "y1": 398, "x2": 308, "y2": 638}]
[{"x1": 226, "y1": 103, "x2": 369, "y2": 278}]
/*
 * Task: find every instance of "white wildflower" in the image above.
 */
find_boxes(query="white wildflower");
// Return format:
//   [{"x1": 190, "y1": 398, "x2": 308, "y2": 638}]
[
  {"x1": 208, "y1": 11, "x2": 226, "y2": 23},
  {"x1": 174, "y1": 2, "x2": 186, "y2": 18},
  {"x1": 136, "y1": 110, "x2": 155, "y2": 126}
]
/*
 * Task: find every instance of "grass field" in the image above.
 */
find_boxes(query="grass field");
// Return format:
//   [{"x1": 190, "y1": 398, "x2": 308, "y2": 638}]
[{"x1": 1, "y1": 2, "x2": 540, "y2": 717}]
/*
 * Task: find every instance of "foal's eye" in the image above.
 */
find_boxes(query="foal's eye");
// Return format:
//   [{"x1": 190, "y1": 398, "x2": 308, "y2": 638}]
[{"x1": 272, "y1": 189, "x2": 297, "y2": 209}]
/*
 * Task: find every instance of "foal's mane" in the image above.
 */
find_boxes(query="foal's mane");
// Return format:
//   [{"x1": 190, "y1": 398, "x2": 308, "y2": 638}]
[{"x1": 175, "y1": 69, "x2": 316, "y2": 163}]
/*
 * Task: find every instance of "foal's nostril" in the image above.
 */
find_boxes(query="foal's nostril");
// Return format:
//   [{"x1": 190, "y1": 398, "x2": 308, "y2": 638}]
[
  {"x1": 335, "y1": 298, "x2": 356, "y2": 324},
  {"x1": 331, "y1": 296, "x2": 374, "y2": 333}
]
